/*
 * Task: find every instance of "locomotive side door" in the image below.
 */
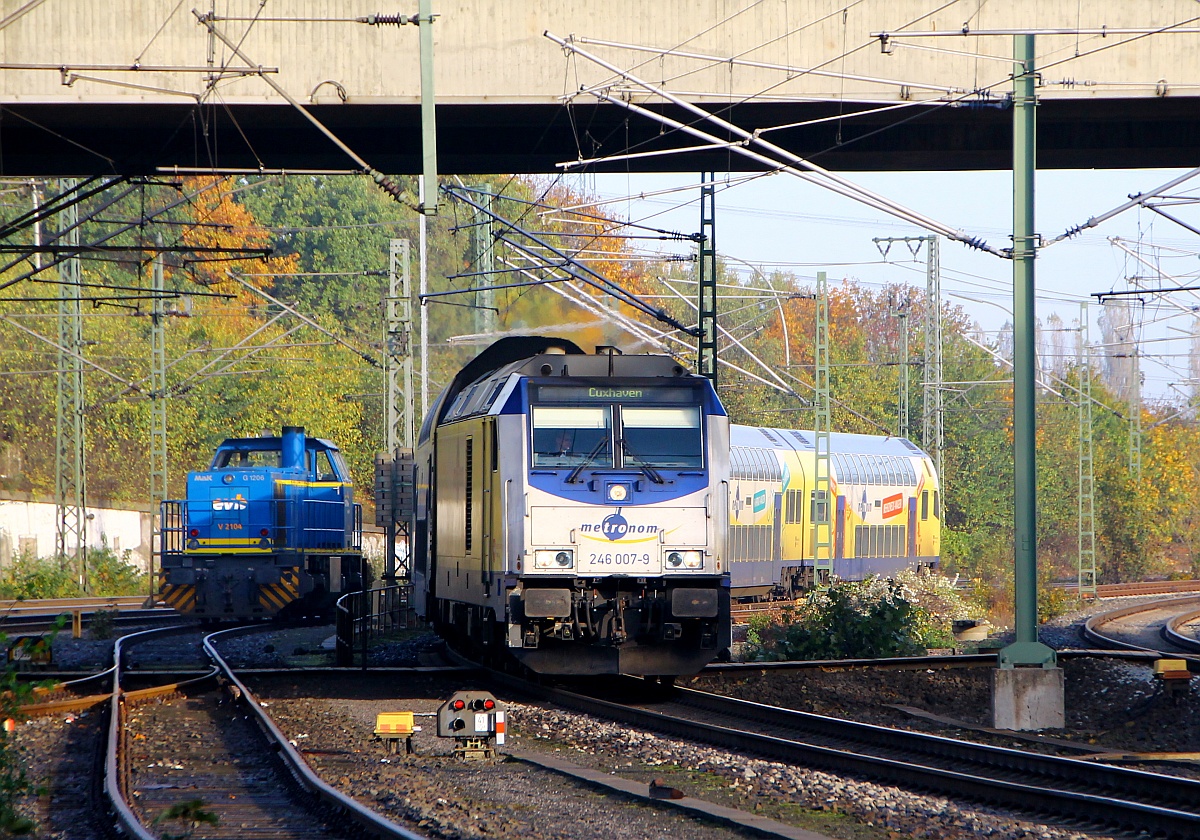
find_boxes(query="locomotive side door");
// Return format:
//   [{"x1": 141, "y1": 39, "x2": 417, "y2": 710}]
[{"x1": 481, "y1": 416, "x2": 498, "y2": 595}]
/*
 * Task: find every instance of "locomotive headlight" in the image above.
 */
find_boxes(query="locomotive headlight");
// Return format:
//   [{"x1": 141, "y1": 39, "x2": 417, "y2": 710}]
[
  {"x1": 665, "y1": 550, "x2": 703, "y2": 569},
  {"x1": 534, "y1": 549, "x2": 575, "y2": 570},
  {"x1": 607, "y1": 482, "x2": 630, "y2": 502}
]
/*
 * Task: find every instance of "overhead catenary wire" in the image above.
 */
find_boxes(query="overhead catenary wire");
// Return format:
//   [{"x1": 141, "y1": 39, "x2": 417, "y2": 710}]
[
  {"x1": 547, "y1": 31, "x2": 1004, "y2": 257},
  {"x1": 442, "y1": 185, "x2": 698, "y2": 335}
]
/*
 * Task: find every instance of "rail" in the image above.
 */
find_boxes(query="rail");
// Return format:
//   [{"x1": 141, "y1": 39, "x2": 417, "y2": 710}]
[
  {"x1": 493, "y1": 670, "x2": 1200, "y2": 838},
  {"x1": 105, "y1": 625, "x2": 217, "y2": 840},
  {"x1": 1162, "y1": 608, "x2": 1200, "y2": 653},
  {"x1": 202, "y1": 626, "x2": 427, "y2": 840},
  {"x1": 335, "y1": 584, "x2": 413, "y2": 667},
  {"x1": 1081, "y1": 595, "x2": 1200, "y2": 667}
]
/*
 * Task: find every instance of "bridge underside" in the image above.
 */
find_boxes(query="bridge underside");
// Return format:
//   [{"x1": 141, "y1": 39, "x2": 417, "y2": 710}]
[{"x1": 3, "y1": 97, "x2": 1198, "y2": 176}]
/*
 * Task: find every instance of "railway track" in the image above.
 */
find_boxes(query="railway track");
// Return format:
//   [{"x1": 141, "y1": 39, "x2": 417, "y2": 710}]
[
  {"x1": 104, "y1": 625, "x2": 427, "y2": 840},
  {"x1": 493, "y1": 672, "x2": 1200, "y2": 838},
  {"x1": 1081, "y1": 595, "x2": 1200, "y2": 661},
  {"x1": 731, "y1": 579, "x2": 1200, "y2": 624},
  {"x1": 1162, "y1": 608, "x2": 1200, "y2": 653}
]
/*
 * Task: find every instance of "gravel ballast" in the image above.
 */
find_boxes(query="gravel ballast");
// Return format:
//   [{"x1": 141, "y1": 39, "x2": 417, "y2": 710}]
[{"x1": 10, "y1": 593, "x2": 1198, "y2": 839}]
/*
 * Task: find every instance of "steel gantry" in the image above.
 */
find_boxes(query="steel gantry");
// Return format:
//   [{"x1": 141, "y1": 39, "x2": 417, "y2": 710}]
[
  {"x1": 1128, "y1": 345, "x2": 1142, "y2": 481},
  {"x1": 471, "y1": 188, "x2": 497, "y2": 336},
  {"x1": 384, "y1": 238, "x2": 415, "y2": 582},
  {"x1": 813, "y1": 270, "x2": 833, "y2": 588},
  {"x1": 1077, "y1": 302, "x2": 1097, "y2": 598},
  {"x1": 149, "y1": 236, "x2": 168, "y2": 508},
  {"x1": 922, "y1": 236, "x2": 943, "y2": 481},
  {"x1": 54, "y1": 179, "x2": 87, "y2": 586},
  {"x1": 697, "y1": 172, "x2": 718, "y2": 383},
  {"x1": 896, "y1": 306, "x2": 910, "y2": 439},
  {"x1": 385, "y1": 238, "x2": 415, "y2": 454}
]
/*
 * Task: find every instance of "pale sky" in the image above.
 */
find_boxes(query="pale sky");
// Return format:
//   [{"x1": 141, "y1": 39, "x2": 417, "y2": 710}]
[{"x1": 583, "y1": 167, "x2": 1200, "y2": 402}]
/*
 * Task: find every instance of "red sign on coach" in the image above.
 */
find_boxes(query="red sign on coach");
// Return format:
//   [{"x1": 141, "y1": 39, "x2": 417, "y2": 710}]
[{"x1": 882, "y1": 493, "x2": 904, "y2": 519}]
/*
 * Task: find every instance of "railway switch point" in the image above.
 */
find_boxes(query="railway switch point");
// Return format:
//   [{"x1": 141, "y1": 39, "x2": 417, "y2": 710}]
[
  {"x1": 375, "y1": 711, "x2": 416, "y2": 755},
  {"x1": 437, "y1": 690, "x2": 505, "y2": 761}
]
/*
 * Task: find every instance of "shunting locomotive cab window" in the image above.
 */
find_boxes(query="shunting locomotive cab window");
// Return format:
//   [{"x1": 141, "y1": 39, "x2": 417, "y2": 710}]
[
  {"x1": 531, "y1": 406, "x2": 613, "y2": 468},
  {"x1": 620, "y1": 406, "x2": 702, "y2": 468},
  {"x1": 315, "y1": 451, "x2": 337, "y2": 481},
  {"x1": 214, "y1": 449, "x2": 281, "y2": 469}
]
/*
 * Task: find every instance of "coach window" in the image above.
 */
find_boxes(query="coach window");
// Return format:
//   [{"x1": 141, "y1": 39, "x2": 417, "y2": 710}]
[
  {"x1": 531, "y1": 406, "x2": 612, "y2": 468},
  {"x1": 921, "y1": 490, "x2": 929, "y2": 521}
]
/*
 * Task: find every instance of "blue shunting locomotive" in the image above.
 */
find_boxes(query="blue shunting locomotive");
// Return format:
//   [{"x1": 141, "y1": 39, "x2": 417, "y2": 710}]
[{"x1": 158, "y1": 426, "x2": 364, "y2": 619}]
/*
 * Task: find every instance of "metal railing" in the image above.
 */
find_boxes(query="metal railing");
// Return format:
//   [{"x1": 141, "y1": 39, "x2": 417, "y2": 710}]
[
  {"x1": 335, "y1": 583, "x2": 412, "y2": 667},
  {"x1": 158, "y1": 500, "x2": 185, "y2": 557},
  {"x1": 157, "y1": 499, "x2": 362, "y2": 554}
]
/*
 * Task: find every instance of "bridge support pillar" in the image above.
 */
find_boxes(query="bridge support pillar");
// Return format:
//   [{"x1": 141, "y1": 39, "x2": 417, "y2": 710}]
[{"x1": 991, "y1": 666, "x2": 1064, "y2": 731}]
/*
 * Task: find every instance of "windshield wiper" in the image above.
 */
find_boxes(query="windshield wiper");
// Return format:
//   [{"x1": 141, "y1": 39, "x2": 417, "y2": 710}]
[
  {"x1": 620, "y1": 439, "x2": 665, "y2": 484},
  {"x1": 566, "y1": 438, "x2": 610, "y2": 484}
]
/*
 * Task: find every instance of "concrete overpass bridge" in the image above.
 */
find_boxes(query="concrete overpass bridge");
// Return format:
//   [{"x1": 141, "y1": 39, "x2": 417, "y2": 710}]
[{"x1": 2, "y1": 0, "x2": 1200, "y2": 175}]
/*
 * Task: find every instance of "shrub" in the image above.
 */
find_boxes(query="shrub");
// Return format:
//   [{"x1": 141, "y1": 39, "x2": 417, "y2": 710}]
[
  {"x1": 0, "y1": 554, "x2": 77, "y2": 600},
  {"x1": 89, "y1": 608, "x2": 119, "y2": 640},
  {"x1": 87, "y1": 544, "x2": 146, "y2": 597},
  {"x1": 0, "y1": 542, "x2": 146, "y2": 601},
  {"x1": 748, "y1": 578, "x2": 926, "y2": 661},
  {"x1": 747, "y1": 572, "x2": 983, "y2": 661}
]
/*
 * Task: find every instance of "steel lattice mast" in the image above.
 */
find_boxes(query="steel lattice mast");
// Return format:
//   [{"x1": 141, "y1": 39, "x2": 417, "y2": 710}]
[{"x1": 54, "y1": 178, "x2": 87, "y2": 587}]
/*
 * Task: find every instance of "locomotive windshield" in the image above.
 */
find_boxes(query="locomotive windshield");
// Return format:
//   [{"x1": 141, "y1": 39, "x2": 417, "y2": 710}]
[
  {"x1": 530, "y1": 389, "x2": 705, "y2": 470},
  {"x1": 621, "y1": 406, "x2": 703, "y2": 468},
  {"x1": 531, "y1": 406, "x2": 613, "y2": 468}
]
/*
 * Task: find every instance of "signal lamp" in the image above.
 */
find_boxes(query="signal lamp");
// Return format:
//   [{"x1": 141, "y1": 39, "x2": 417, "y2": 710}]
[
  {"x1": 483, "y1": 699, "x2": 495, "y2": 711},
  {"x1": 451, "y1": 699, "x2": 465, "y2": 711},
  {"x1": 534, "y1": 549, "x2": 574, "y2": 569},
  {"x1": 666, "y1": 550, "x2": 703, "y2": 569},
  {"x1": 451, "y1": 718, "x2": 465, "y2": 730},
  {"x1": 189, "y1": 528, "x2": 200, "y2": 537}
]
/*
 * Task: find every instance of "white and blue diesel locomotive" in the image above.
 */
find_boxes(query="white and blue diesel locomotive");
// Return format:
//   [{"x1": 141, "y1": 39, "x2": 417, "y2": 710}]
[{"x1": 413, "y1": 337, "x2": 731, "y2": 676}]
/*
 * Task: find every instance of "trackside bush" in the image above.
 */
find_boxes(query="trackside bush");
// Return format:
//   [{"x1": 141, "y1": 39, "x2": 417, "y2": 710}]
[
  {"x1": 746, "y1": 572, "x2": 978, "y2": 661},
  {"x1": 0, "y1": 543, "x2": 145, "y2": 600}
]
